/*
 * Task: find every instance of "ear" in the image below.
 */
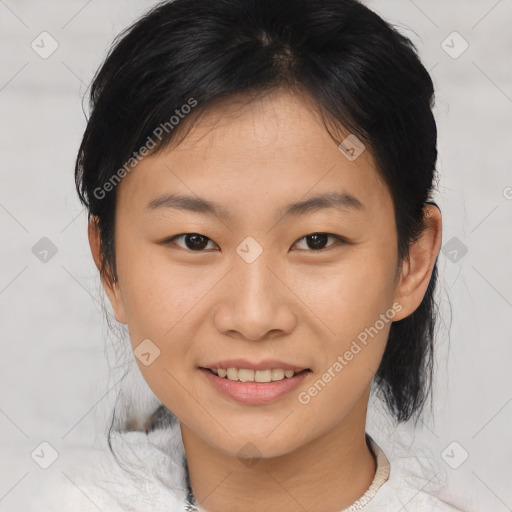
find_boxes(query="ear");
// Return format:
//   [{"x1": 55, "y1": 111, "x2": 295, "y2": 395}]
[
  {"x1": 392, "y1": 204, "x2": 442, "y2": 321},
  {"x1": 88, "y1": 216, "x2": 127, "y2": 324}
]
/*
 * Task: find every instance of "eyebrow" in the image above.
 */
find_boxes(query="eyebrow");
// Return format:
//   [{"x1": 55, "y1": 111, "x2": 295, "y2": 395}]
[{"x1": 145, "y1": 191, "x2": 364, "y2": 221}]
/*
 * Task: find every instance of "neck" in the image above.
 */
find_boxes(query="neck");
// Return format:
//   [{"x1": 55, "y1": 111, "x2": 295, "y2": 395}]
[{"x1": 180, "y1": 394, "x2": 376, "y2": 512}]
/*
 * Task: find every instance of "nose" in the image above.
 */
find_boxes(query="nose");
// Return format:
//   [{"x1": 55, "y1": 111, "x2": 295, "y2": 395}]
[{"x1": 212, "y1": 256, "x2": 297, "y2": 341}]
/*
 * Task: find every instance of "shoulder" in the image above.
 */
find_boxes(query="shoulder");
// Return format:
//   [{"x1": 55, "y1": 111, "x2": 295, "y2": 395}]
[{"x1": 27, "y1": 422, "x2": 189, "y2": 512}]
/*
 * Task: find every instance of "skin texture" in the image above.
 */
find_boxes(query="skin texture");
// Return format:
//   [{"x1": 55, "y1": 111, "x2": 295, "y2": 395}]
[{"x1": 89, "y1": 89, "x2": 442, "y2": 512}]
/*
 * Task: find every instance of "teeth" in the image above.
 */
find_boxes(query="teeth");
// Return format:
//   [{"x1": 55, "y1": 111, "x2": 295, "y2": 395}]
[
  {"x1": 227, "y1": 368, "x2": 238, "y2": 380},
  {"x1": 271, "y1": 369, "x2": 285, "y2": 381},
  {"x1": 238, "y1": 368, "x2": 254, "y2": 382},
  {"x1": 210, "y1": 367, "x2": 303, "y2": 382},
  {"x1": 255, "y1": 370, "x2": 272, "y2": 382}
]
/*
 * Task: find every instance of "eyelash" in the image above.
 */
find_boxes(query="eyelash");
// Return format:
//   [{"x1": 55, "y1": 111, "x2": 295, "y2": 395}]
[{"x1": 164, "y1": 232, "x2": 347, "y2": 253}]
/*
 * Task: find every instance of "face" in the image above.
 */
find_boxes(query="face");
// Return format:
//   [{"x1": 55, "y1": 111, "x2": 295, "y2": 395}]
[{"x1": 93, "y1": 89, "x2": 436, "y2": 459}]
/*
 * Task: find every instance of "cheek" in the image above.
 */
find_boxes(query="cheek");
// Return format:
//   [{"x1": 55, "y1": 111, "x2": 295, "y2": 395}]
[
  {"x1": 115, "y1": 237, "x2": 203, "y2": 337},
  {"x1": 293, "y1": 263, "x2": 395, "y2": 429},
  {"x1": 116, "y1": 251, "x2": 209, "y2": 418},
  {"x1": 297, "y1": 246, "x2": 398, "y2": 397},
  {"x1": 297, "y1": 248, "x2": 397, "y2": 337}
]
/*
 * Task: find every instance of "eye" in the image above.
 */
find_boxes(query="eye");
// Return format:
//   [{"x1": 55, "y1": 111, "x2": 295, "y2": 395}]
[
  {"x1": 165, "y1": 232, "x2": 345, "y2": 252},
  {"x1": 167, "y1": 233, "x2": 218, "y2": 251},
  {"x1": 292, "y1": 233, "x2": 345, "y2": 252}
]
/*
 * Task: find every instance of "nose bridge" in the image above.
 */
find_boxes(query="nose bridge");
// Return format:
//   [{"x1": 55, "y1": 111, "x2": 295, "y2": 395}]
[
  {"x1": 213, "y1": 235, "x2": 294, "y2": 340},
  {"x1": 232, "y1": 235, "x2": 280, "y2": 305}
]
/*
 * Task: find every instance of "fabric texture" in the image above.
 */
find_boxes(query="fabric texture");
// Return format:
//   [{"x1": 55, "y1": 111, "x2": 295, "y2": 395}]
[{"x1": 27, "y1": 414, "x2": 470, "y2": 512}]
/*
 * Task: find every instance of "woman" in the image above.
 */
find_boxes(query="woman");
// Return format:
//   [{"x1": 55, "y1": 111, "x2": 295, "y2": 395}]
[{"x1": 30, "y1": 0, "x2": 467, "y2": 510}]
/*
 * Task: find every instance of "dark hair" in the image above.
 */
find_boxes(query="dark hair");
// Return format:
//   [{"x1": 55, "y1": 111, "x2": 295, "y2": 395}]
[{"x1": 75, "y1": 0, "x2": 440, "y2": 431}]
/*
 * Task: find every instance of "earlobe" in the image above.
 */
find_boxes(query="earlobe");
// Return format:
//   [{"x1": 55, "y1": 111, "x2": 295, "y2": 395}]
[
  {"x1": 87, "y1": 216, "x2": 128, "y2": 324},
  {"x1": 392, "y1": 204, "x2": 442, "y2": 321}
]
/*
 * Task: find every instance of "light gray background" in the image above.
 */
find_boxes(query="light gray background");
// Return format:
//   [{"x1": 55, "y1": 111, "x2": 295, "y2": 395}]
[{"x1": 0, "y1": 1, "x2": 511, "y2": 510}]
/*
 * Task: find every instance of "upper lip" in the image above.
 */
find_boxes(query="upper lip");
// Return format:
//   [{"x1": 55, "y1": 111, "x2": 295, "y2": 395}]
[{"x1": 200, "y1": 359, "x2": 310, "y2": 372}]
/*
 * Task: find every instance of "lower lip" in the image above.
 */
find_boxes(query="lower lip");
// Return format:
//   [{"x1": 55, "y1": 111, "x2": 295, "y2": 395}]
[{"x1": 199, "y1": 368, "x2": 311, "y2": 405}]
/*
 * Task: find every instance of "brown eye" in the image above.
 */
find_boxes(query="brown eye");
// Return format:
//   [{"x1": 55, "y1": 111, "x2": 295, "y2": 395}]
[
  {"x1": 293, "y1": 233, "x2": 344, "y2": 251},
  {"x1": 168, "y1": 233, "x2": 216, "y2": 251}
]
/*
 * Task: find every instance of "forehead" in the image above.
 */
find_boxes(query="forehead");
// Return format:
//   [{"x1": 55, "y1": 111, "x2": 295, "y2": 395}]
[{"x1": 117, "y1": 89, "x2": 393, "y2": 220}]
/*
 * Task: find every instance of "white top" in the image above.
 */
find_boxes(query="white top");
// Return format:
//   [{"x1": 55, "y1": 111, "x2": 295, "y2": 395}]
[{"x1": 27, "y1": 418, "x2": 470, "y2": 512}]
